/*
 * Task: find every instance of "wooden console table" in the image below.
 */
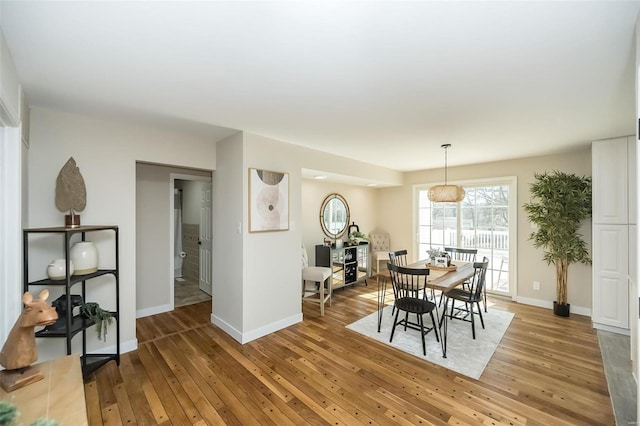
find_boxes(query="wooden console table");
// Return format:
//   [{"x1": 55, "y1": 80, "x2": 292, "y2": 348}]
[{"x1": 0, "y1": 354, "x2": 88, "y2": 425}]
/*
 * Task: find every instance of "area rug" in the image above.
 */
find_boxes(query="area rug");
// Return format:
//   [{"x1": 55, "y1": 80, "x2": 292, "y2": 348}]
[{"x1": 346, "y1": 305, "x2": 514, "y2": 380}]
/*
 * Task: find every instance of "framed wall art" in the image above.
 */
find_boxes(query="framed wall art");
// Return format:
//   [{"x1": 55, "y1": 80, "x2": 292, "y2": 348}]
[{"x1": 249, "y1": 168, "x2": 289, "y2": 232}]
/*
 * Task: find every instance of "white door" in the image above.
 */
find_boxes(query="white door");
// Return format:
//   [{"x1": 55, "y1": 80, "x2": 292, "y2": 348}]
[{"x1": 199, "y1": 183, "x2": 213, "y2": 295}]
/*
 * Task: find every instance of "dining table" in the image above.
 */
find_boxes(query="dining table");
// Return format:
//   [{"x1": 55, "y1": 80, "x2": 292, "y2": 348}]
[{"x1": 376, "y1": 259, "x2": 475, "y2": 358}]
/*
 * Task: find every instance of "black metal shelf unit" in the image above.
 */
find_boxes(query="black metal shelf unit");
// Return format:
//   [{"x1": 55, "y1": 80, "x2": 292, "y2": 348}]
[{"x1": 23, "y1": 225, "x2": 120, "y2": 378}]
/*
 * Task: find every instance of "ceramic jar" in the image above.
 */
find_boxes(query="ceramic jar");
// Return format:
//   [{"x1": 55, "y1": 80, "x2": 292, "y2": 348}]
[
  {"x1": 47, "y1": 259, "x2": 75, "y2": 280},
  {"x1": 70, "y1": 241, "x2": 99, "y2": 275}
]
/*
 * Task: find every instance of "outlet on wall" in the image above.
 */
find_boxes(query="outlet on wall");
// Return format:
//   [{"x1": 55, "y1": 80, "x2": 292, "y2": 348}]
[{"x1": 533, "y1": 281, "x2": 540, "y2": 290}]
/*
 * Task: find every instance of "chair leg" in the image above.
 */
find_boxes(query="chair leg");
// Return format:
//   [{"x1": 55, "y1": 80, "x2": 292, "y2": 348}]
[
  {"x1": 430, "y1": 311, "x2": 440, "y2": 343},
  {"x1": 390, "y1": 308, "x2": 401, "y2": 342},
  {"x1": 469, "y1": 302, "x2": 476, "y2": 339},
  {"x1": 419, "y1": 314, "x2": 426, "y2": 356},
  {"x1": 319, "y1": 280, "x2": 325, "y2": 316},
  {"x1": 483, "y1": 286, "x2": 487, "y2": 312},
  {"x1": 477, "y1": 302, "x2": 485, "y2": 329}
]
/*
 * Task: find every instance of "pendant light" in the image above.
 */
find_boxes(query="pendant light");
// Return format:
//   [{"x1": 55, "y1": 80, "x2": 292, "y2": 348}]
[{"x1": 427, "y1": 144, "x2": 465, "y2": 203}]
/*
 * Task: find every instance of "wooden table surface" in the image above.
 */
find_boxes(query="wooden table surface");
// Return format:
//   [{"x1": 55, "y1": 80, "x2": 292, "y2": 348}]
[
  {"x1": 407, "y1": 260, "x2": 475, "y2": 291},
  {"x1": 0, "y1": 354, "x2": 88, "y2": 425}
]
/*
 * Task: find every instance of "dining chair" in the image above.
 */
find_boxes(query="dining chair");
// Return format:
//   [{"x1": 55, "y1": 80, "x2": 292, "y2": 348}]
[
  {"x1": 301, "y1": 245, "x2": 332, "y2": 316},
  {"x1": 388, "y1": 250, "x2": 410, "y2": 314},
  {"x1": 370, "y1": 233, "x2": 391, "y2": 274},
  {"x1": 388, "y1": 249, "x2": 408, "y2": 267},
  {"x1": 387, "y1": 262, "x2": 441, "y2": 356},
  {"x1": 443, "y1": 247, "x2": 477, "y2": 262},
  {"x1": 441, "y1": 257, "x2": 488, "y2": 339},
  {"x1": 443, "y1": 247, "x2": 486, "y2": 311}
]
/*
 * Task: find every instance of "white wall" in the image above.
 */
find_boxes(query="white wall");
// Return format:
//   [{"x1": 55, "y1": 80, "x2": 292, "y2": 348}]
[
  {"x1": 0, "y1": 29, "x2": 26, "y2": 353},
  {"x1": 28, "y1": 107, "x2": 217, "y2": 357},
  {"x1": 181, "y1": 180, "x2": 206, "y2": 225},
  {"x1": 242, "y1": 133, "x2": 302, "y2": 337},
  {"x1": 0, "y1": 126, "x2": 23, "y2": 349},
  {"x1": 212, "y1": 132, "x2": 245, "y2": 337},
  {"x1": 136, "y1": 164, "x2": 169, "y2": 314},
  {"x1": 212, "y1": 131, "x2": 399, "y2": 343},
  {"x1": 301, "y1": 179, "x2": 378, "y2": 266},
  {"x1": 0, "y1": 31, "x2": 20, "y2": 125}
]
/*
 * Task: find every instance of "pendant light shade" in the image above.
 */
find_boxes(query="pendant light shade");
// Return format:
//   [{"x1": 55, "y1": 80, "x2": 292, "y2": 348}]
[{"x1": 428, "y1": 144, "x2": 465, "y2": 203}]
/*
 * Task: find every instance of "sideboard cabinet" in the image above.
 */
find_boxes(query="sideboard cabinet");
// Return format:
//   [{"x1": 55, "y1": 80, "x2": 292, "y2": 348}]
[{"x1": 315, "y1": 243, "x2": 370, "y2": 289}]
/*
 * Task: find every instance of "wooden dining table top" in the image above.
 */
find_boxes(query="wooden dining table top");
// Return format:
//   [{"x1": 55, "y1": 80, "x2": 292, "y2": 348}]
[{"x1": 404, "y1": 260, "x2": 475, "y2": 292}]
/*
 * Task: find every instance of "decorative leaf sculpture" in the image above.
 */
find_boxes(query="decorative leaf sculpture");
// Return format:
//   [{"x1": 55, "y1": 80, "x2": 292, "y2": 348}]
[{"x1": 55, "y1": 157, "x2": 86, "y2": 215}]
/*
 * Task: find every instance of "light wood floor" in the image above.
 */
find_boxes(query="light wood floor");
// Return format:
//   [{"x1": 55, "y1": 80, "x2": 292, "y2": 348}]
[{"x1": 85, "y1": 283, "x2": 614, "y2": 425}]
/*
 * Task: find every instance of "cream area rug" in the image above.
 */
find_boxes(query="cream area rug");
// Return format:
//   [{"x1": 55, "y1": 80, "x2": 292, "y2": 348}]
[{"x1": 346, "y1": 305, "x2": 514, "y2": 380}]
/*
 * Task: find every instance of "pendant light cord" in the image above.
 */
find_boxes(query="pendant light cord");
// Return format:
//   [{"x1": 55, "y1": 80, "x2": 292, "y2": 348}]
[{"x1": 441, "y1": 143, "x2": 451, "y2": 185}]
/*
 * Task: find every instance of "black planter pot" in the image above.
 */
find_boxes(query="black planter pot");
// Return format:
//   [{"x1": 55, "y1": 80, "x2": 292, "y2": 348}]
[{"x1": 553, "y1": 301, "x2": 570, "y2": 317}]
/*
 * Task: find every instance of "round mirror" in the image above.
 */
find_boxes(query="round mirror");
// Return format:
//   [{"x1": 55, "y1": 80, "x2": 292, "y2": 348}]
[{"x1": 320, "y1": 193, "x2": 350, "y2": 239}]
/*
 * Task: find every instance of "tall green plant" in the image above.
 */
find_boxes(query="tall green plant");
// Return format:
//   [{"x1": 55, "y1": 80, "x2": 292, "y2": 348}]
[{"x1": 523, "y1": 171, "x2": 592, "y2": 306}]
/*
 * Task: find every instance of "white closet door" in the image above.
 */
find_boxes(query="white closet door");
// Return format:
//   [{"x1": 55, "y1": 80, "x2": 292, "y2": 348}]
[
  {"x1": 592, "y1": 224, "x2": 629, "y2": 329},
  {"x1": 592, "y1": 138, "x2": 628, "y2": 224}
]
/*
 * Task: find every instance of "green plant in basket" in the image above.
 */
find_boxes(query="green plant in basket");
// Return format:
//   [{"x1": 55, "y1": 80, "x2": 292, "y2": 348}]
[{"x1": 80, "y1": 302, "x2": 113, "y2": 341}]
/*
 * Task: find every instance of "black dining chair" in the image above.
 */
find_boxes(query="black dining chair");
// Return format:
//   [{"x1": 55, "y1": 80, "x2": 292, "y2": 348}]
[
  {"x1": 441, "y1": 257, "x2": 488, "y2": 339},
  {"x1": 388, "y1": 250, "x2": 410, "y2": 315},
  {"x1": 388, "y1": 249, "x2": 408, "y2": 267},
  {"x1": 387, "y1": 262, "x2": 441, "y2": 356},
  {"x1": 443, "y1": 247, "x2": 487, "y2": 312},
  {"x1": 443, "y1": 247, "x2": 477, "y2": 262}
]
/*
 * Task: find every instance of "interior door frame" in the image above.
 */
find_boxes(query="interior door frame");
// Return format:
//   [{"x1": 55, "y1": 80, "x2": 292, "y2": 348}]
[{"x1": 170, "y1": 173, "x2": 213, "y2": 310}]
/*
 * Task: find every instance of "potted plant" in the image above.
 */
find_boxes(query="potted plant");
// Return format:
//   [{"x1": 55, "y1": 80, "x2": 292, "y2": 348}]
[
  {"x1": 523, "y1": 171, "x2": 592, "y2": 317},
  {"x1": 348, "y1": 230, "x2": 369, "y2": 246},
  {"x1": 427, "y1": 248, "x2": 441, "y2": 264},
  {"x1": 80, "y1": 302, "x2": 114, "y2": 341}
]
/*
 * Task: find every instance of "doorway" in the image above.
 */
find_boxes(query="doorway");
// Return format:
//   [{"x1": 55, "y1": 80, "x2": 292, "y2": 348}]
[{"x1": 171, "y1": 174, "x2": 213, "y2": 308}]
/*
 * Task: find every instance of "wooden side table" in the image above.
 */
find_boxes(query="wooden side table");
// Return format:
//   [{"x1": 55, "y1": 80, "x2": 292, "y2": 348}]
[{"x1": 0, "y1": 354, "x2": 88, "y2": 425}]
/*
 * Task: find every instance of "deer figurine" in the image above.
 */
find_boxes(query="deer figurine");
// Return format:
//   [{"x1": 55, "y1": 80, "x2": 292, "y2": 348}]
[{"x1": 0, "y1": 289, "x2": 58, "y2": 392}]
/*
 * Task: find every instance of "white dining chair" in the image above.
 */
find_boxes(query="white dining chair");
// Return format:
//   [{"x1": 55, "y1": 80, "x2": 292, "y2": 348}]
[
  {"x1": 370, "y1": 233, "x2": 391, "y2": 274},
  {"x1": 301, "y1": 244, "x2": 332, "y2": 316}
]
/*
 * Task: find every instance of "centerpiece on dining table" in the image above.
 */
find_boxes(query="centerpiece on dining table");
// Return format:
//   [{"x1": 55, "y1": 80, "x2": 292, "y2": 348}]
[{"x1": 426, "y1": 248, "x2": 457, "y2": 271}]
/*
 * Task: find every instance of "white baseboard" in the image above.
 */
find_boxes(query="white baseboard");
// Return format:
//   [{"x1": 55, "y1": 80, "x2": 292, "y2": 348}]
[
  {"x1": 121, "y1": 338, "x2": 138, "y2": 354},
  {"x1": 211, "y1": 313, "x2": 303, "y2": 344},
  {"x1": 87, "y1": 338, "x2": 138, "y2": 355},
  {"x1": 515, "y1": 296, "x2": 591, "y2": 316},
  {"x1": 593, "y1": 322, "x2": 631, "y2": 336},
  {"x1": 136, "y1": 304, "x2": 172, "y2": 319},
  {"x1": 211, "y1": 314, "x2": 242, "y2": 342}
]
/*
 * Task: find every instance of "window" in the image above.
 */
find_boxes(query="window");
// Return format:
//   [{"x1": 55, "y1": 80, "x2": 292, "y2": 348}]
[{"x1": 415, "y1": 177, "x2": 516, "y2": 297}]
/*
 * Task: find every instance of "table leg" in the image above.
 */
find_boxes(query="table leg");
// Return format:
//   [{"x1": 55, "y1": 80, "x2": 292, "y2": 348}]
[
  {"x1": 377, "y1": 276, "x2": 387, "y2": 332},
  {"x1": 440, "y1": 296, "x2": 448, "y2": 358}
]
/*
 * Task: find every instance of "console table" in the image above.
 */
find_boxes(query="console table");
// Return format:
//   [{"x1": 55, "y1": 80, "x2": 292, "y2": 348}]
[
  {"x1": 316, "y1": 243, "x2": 370, "y2": 289},
  {"x1": 0, "y1": 355, "x2": 88, "y2": 425}
]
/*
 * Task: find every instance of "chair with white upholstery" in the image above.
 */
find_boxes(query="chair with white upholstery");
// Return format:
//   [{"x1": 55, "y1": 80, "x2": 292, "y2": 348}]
[
  {"x1": 370, "y1": 233, "x2": 391, "y2": 274},
  {"x1": 301, "y1": 245, "x2": 332, "y2": 316}
]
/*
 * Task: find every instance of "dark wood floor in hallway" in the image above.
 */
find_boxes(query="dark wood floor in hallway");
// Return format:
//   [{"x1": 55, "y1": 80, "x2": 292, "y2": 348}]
[{"x1": 85, "y1": 283, "x2": 614, "y2": 425}]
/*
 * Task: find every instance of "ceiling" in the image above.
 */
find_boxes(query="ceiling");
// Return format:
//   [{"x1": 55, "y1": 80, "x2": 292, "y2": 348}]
[{"x1": 1, "y1": 1, "x2": 638, "y2": 172}]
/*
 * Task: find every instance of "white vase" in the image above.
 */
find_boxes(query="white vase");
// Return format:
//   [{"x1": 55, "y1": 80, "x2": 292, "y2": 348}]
[
  {"x1": 47, "y1": 259, "x2": 75, "y2": 280},
  {"x1": 70, "y1": 241, "x2": 99, "y2": 275}
]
